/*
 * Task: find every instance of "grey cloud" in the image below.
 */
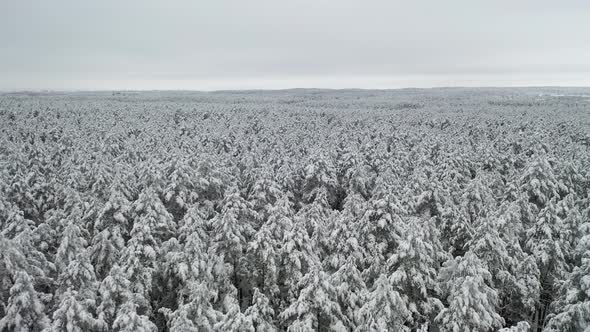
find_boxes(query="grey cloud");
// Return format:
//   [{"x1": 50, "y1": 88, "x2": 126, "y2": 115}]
[{"x1": 1, "y1": 0, "x2": 589, "y2": 90}]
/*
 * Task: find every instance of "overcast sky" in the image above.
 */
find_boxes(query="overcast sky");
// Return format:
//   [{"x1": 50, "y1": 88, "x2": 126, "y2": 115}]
[{"x1": 1, "y1": 0, "x2": 589, "y2": 90}]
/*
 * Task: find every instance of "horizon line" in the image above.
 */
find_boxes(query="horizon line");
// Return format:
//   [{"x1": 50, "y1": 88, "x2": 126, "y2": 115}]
[{"x1": 2, "y1": 85, "x2": 590, "y2": 94}]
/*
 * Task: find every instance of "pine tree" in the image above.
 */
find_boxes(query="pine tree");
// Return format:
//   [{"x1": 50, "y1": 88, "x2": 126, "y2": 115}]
[
  {"x1": 153, "y1": 237, "x2": 185, "y2": 321},
  {"x1": 302, "y1": 155, "x2": 338, "y2": 207},
  {"x1": 194, "y1": 158, "x2": 228, "y2": 203},
  {"x1": 154, "y1": 229, "x2": 219, "y2": 330},
  {"x1": 435, "y1": 252, "x2": 504, "y2": 332},
  {"x1": 132, "y1": 186, "x2": 176, "y2": 244},
  {"x1": 280, "y1": 266, "x2": 346, "y2": 331},
  {"x1": 159, "y1": 281, "x2": 220, "y2": 332},
  {"x1": 295, "y1": 187, "x2": 331, "y2": 248},
  {"x1": 119, "y1": 216, "x2": 159, "y2": 315},
  {"x1": 3, "y1": 229, "x2": 54, "y2": 302},
  {"x1": 182, "y1": 225, "x2": 216, "y2": 286},
  {"x1": 461, "y1": 177, "x2": 494, "y2": 225},
  {"x1": 96, "y1": 265, "x2": 132, "y2": 329},
  {"x1": 160, "y1": 302, "x2": 200, "y2": 332},
  {"x1": 158, "y1": 210, "x2": 220, "y2": 318},
  {"x1": 263, "y1": 196, "x2": 295, "y2": 244},
  {"x1": 112, "y1": 302, "x2": 157, "y2": 332},
  {"x1": 545, "y1": 225, "x2": 590, "y2": 331},
  {"x1": 323, "y1": 193, "x2": 367, "y2": 272},
  {"x1": 89, "y1": 162, "x2": 115, "y2": 203},
  {"x1": 344, "y1": 158, "x2": 374, "y2": 200},
  {"x1": 90, "y1": 226, "x2": 126, "y2": 281},
  {"x1": 94, "y1": 183, "x2": 132, "y2": 237},
  {"x1": 56, "y1": 250, "x2": 98, "y2": 302},
  {"x1": 214, "y1": 300, "x2": 255, "y2": 332},
  {"x1": 48, "y1": 288, "x2": 103, "y2": 332},
  {"x1": 245, "y1": 288, "x2": 276, "y2": 332},
  {"x1": 556, "y1": 194, "x2": 583, "y2": 258},
  {"x1": 493, "y1": 202, "x2": 541, "y2": 322},
  {"x1": 499, "y1": 321, "x2": 531, "y2": 332},
  {"x1": 55, "y1": 218, "x2": 89, "y2": 274},
  {"x1": 356, "y1": 274, "x2": 411, "y2": 332},
  {"x1": 0, "y1": 234, "x2": 48, "y2": 309},
  {"x1": 247, "y1": 224, "x2": 279, "y2": 300},
  {"x1": 213, "y1": 187, "x2": 257, "y2": 309},
  {"x1": 330, "y1": 257, "x2": 367, "y2": 330},
  {"x1": 91, "y1": 186, "x2": 131, "y2": 279},
  {"x1": 248, "y1": 177, "x2": 284, "y2": 222},
  {"x1": 295, "y1": 190, "x2": 330, "y2": 239},
  {"x1": 0, "y1": 202, "x2": 35, "y2": 239},
  {"x1": 358, "y1": 192, "x2": 406, "y2": 285},
  {"x1": 278, "y1": 220, "x2": 319, "y2": 311},
  {"x1": 162, "y1": 157, "x2": 199, "y2": 220},
  {"x1": 526, "y1": 198, "x2": 569, "y2": 329},
  {"x1": 444, "y1": 177, "x2": 495, "y2": 256},
  {"x1": 0, "y1": 271, "x2": 50, "y2": 332},
  {"x1": 387, "y1": 218, "x2": 444, "y2": 329},
  {"x1": 469, "y1": 216, "x2": 514, "y2": 287},
  {"x1": 520, "y1": 156, "x2": 560, "y2": 210},
  {"x1": 444, "y1": 210, "x2": 474, "y2": 257},
  {"x1": 510, "y1": 255, "x2": 541, "y2": 322},
  {"x1": 557, "y1": 161, "x2": 587, "y2": 198},
  {"x1": 177, "y1": 204, "x2": 209, "y2": 243}
]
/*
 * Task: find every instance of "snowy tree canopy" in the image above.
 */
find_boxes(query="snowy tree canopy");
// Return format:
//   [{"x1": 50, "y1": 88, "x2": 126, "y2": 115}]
[{"x1": 1, "y1": 88, "x2": 589, "y2": 331}]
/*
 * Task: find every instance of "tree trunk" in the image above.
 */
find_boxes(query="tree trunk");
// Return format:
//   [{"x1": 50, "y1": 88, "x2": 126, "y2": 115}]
[
  {"x1": 530, "y1": 309, "x2": 538, "y2": 332},
  {"x1": 234, "y1": 258, "x2": 243, "y2": 309},
  {"x1": 261, "y1": 264, "x2": 266, "y2": 294}
]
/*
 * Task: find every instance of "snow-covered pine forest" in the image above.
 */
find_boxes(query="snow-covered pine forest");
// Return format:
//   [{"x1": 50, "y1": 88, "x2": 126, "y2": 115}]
[{"x1": 1, "y1": 88, "x2": 589, "y2": 332}]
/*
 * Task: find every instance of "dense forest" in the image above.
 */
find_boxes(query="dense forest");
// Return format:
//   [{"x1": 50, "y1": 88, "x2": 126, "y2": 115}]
[{"x1": 0, "y1": 88, "x2": 589, "y2": 331}]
